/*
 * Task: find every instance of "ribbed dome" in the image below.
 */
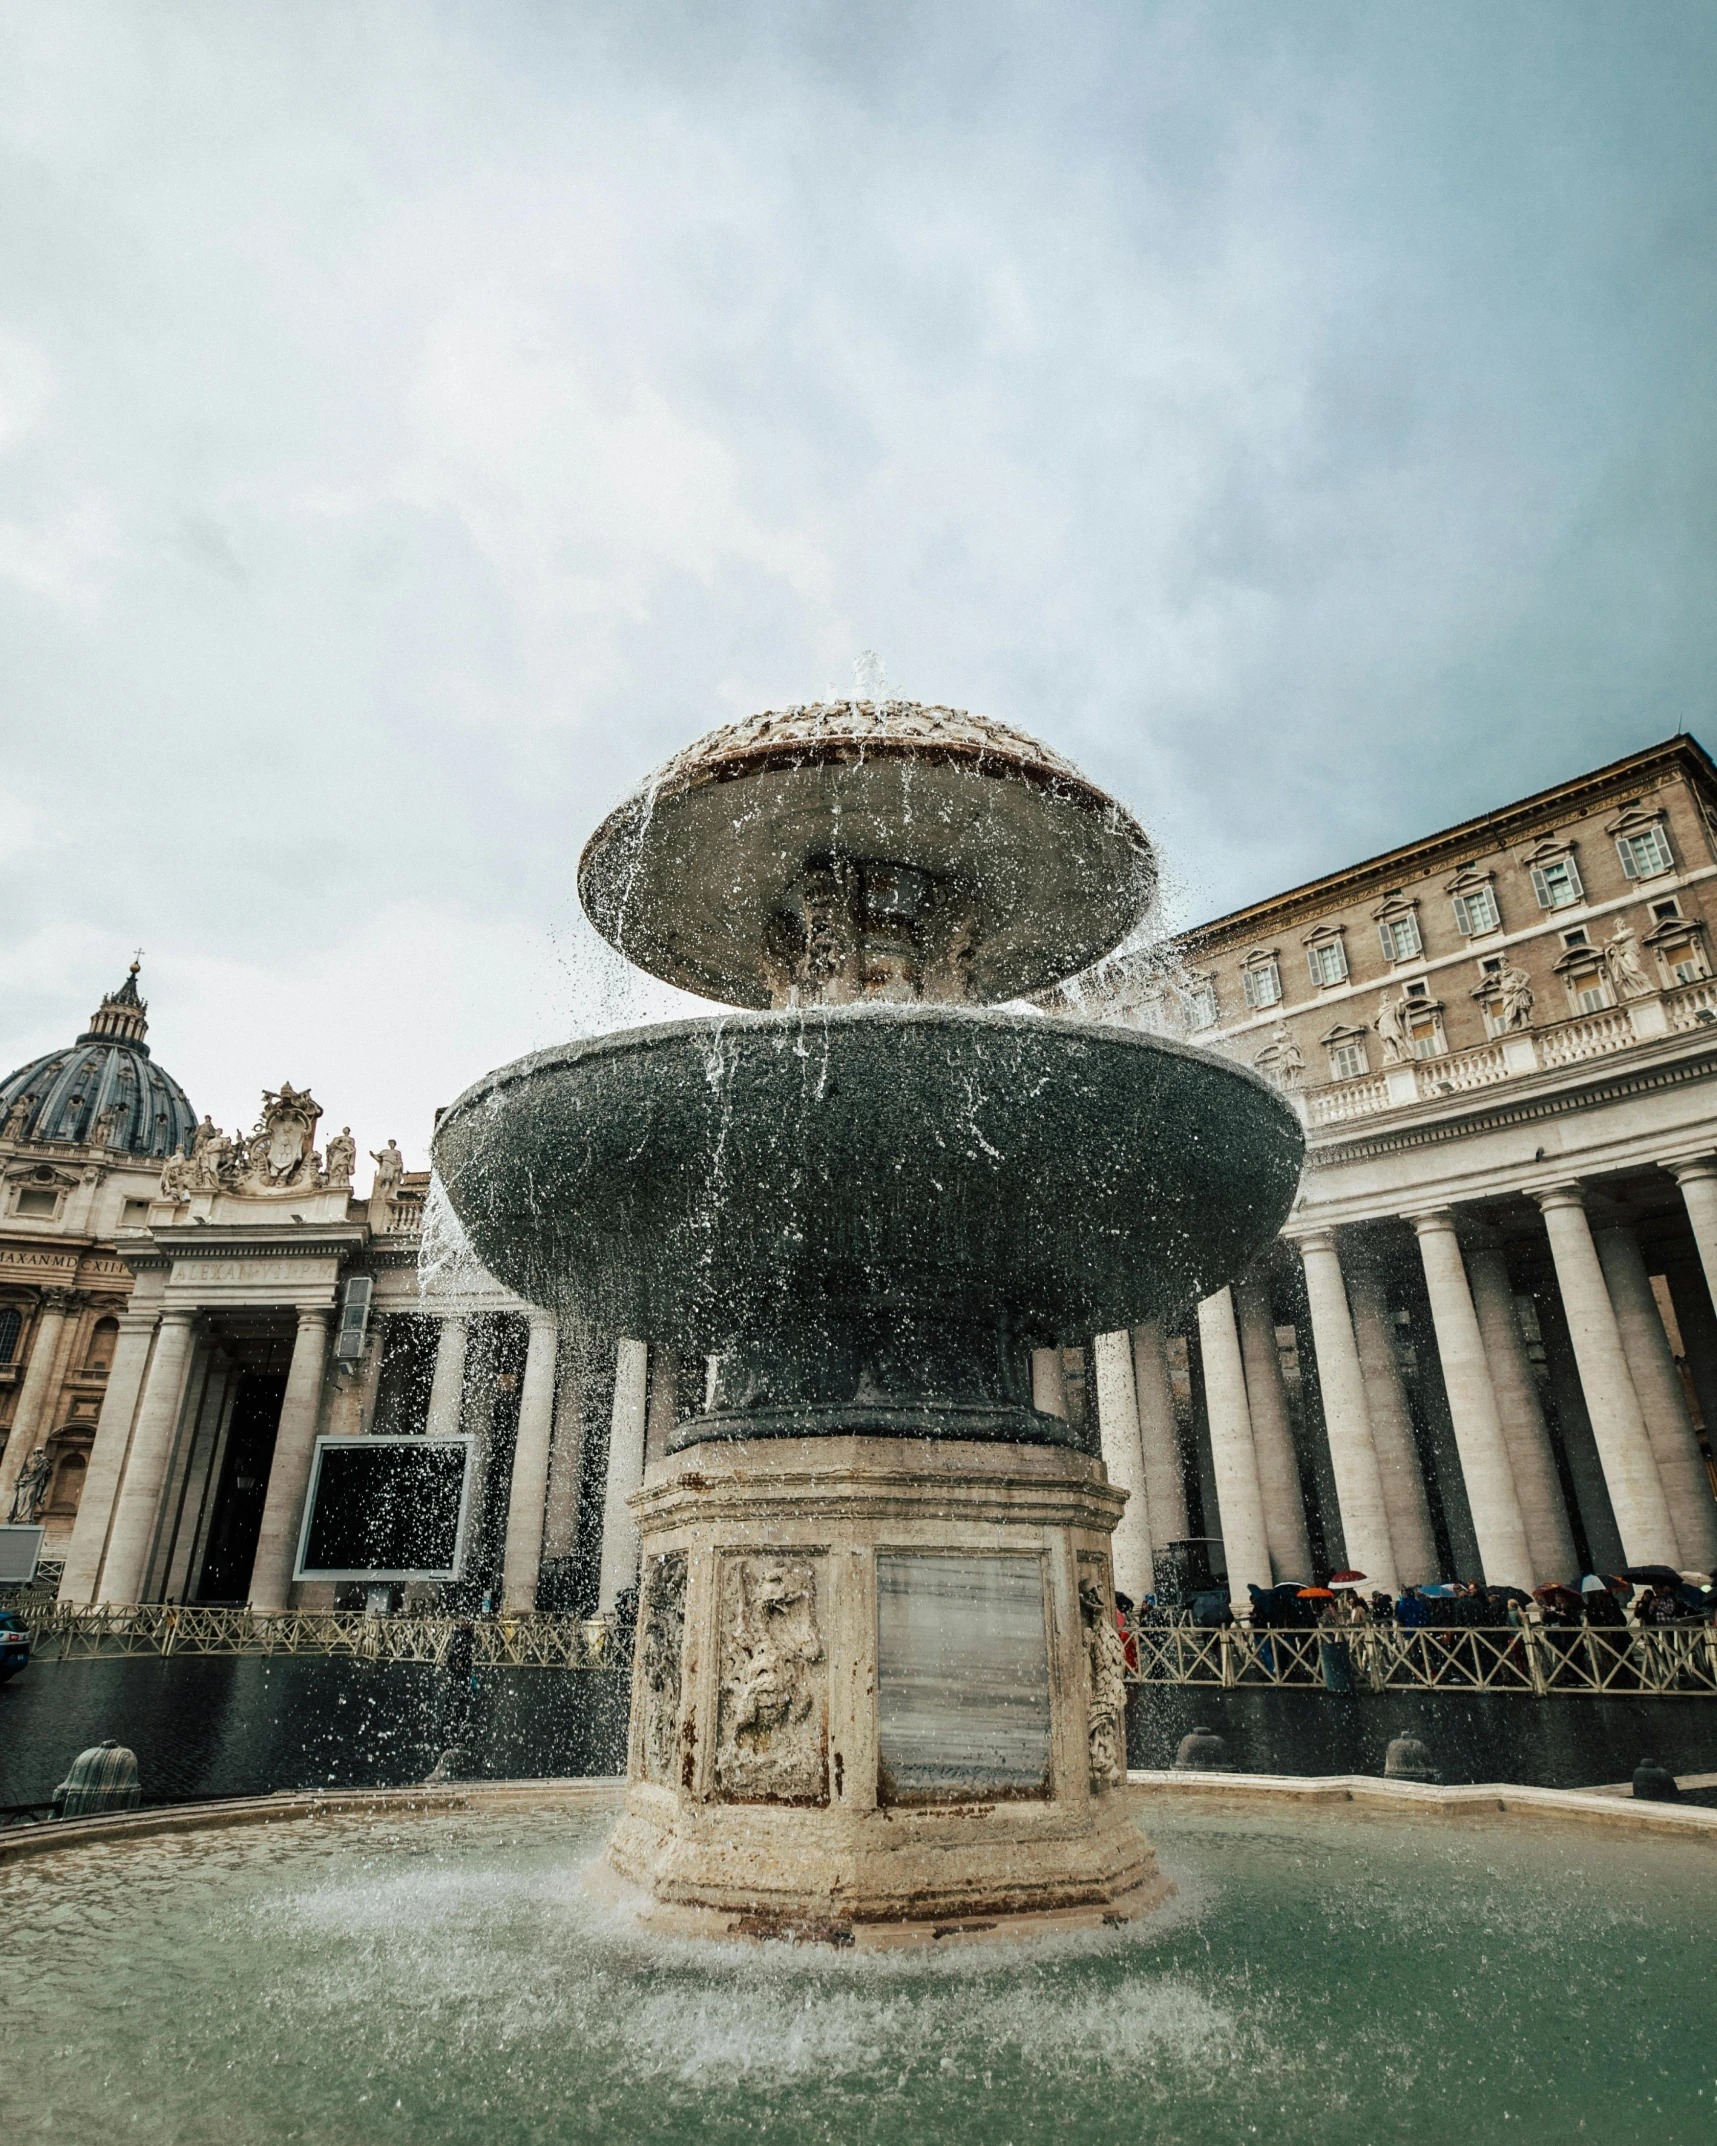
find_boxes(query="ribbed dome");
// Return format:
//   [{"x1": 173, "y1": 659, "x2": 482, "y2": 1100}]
[{"x1": 0, "y1": 963, "x2": 197, "y2": 1161}]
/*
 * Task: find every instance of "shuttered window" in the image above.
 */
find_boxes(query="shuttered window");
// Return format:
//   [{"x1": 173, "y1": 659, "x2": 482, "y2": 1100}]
[
  {"x1": 1306, "y1": 941, "x2": 1347, "y2": 986},
  {"x1": 1328, "y1": 1039, "x2": 1367, "y2": 1080},
  {"x1": 1616, "y1": 826, "x2": 1673, "y2": 879},
  {"x1": 1450, "y1": 885, "x2": 1499, "y2": 935},
  {"x1": 1528, "y1": 857, "x2": 1583, "y2": 909},
  {"x1": 1242, "y1": 959, "x2": 1281, "y2": 1009},
  {"x1": 1377, "y1": 915, "x2": 1422, "y2": 962}
]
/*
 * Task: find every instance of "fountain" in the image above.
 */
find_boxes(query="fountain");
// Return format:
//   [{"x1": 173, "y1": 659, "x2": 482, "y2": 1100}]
[{"x1": 433, "y1": 697, "x2": 1303, "y2": 1938}]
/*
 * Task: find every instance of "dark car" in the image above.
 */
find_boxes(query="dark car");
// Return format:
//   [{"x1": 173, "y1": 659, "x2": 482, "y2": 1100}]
[{"x1": 0, "y1": 1609, "x2": 31, "y2": 1683}]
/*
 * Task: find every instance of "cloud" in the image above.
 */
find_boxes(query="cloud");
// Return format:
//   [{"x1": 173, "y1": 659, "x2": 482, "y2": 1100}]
[{"x1": 1, "y1": 1, "x2": 1714, "y2": 1149}]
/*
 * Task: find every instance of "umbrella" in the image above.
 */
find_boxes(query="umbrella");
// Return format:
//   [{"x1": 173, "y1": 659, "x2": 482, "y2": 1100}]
[
  {"x1": 1623, "y1": 1564, "x2": 1684, "y2": 1587},
  {"x1": 1678, "y1": 1570, "x2": 1713, "y2": 1587},
  {"x1": 1296, "y1": 1587, "x2": 1335, "y2": 1599},
  {"x1": 1492, "y1": 1586, "x2": 1533, "y2": 1604},
  {"x1": 1534, "y1": 1584, "x2": 1584, "y2": 1613},
  {"x1": 1579, "y1": 1574, "x2": 1623, "y2": 1593},
  {"x1": 1420, "y1": 1583, "x2": 1458, "y2": 1597},
  {"x1": 1328, "y1": 1569, "x2": 1367, "y2": 1584}
]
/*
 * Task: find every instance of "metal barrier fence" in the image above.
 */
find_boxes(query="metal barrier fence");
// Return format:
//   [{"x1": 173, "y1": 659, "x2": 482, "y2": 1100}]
[
  {"x1": 23, "y1": 1604, "x2": 623, "y2": 1669},
  {"x1": 18, "y1": 1605, "x2": 1717, "y2": 1696},
  {"x1": 1128, "y1": 1621, "x2": 1717, "y2": 1697}
]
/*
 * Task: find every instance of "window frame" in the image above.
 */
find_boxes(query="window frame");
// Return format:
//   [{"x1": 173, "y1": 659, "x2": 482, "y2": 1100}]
[{"x1": 1616, "y1": 825, "x2": 1674, "y2": 881}]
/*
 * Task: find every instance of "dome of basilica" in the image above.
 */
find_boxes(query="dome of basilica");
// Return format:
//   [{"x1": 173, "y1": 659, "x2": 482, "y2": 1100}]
[{"x1": 0, "y1": 962, "x2": 197, "y2": 1161}]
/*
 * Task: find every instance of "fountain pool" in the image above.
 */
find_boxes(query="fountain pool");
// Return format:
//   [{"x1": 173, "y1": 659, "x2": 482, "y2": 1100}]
[{"x1": 3, "y1": 1788, "x2": 1714, "y2": 2145}]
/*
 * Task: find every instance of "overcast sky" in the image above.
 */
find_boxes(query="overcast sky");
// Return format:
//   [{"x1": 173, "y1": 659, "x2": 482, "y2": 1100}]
[{"x1": 3, "y1": 3, "x2": 1714, "y2": 1165}]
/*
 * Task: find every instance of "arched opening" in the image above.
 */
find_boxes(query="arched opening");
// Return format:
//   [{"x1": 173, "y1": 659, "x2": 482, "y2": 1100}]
[
  {"x1": 48, "y1": 1451, "x2": 86, "y2": 1515},
  {"x1": 85, "y1": 1316, "x2": 120, "y2": 1374},
  {"x1": 0, "y1": 1305, "x2": 21, "y2": 1364}
]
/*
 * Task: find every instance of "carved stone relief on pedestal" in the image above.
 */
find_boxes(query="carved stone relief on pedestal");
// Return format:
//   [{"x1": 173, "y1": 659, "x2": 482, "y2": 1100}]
[
  {"x1": 637, "y1": 1550, "x2": 688, "y2": 1786},
  {"x1": 1079, "y1": 1566, "x2": 1127, "y2": 1790},
  {"x1": 714, "y1": 1554, "x2": 827, "y2": 1805}
]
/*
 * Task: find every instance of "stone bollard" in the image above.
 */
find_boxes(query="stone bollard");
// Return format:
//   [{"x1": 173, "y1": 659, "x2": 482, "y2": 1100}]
[
  {"x1": 1632, "y1": 1759, "x2": 1681, "y2": 1802},
  {"x1": 1383, "y1": 1733, "x2": 1440, "y2": 1784},
  {"x1": 1173, "y1": 1726, "x2": 1236, "y2": 1773},
  {"x1": 53, "y1": 1740, "x2": 142, "y2": 1818}
]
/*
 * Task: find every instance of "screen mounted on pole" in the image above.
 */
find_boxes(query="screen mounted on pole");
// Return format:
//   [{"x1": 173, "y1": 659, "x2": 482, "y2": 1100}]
[{"x1": 293, "y1": 1436, "x2": 472, "y2": 1582}]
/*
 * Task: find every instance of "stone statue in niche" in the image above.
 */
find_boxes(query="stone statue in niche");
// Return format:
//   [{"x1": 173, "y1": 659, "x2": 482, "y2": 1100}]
[
  {"x1": 715, "y1": 1556, "x2": 827, "y2": 1803},
  {"x1": 8, "y1": 1446, "x2": 52, "y2": 1524},
  {"x1": 1374, "y1": 992, "x2": 1410, "y2": 1065},
  {"x1": 324, "y1": 1126, "x2": 357, "y2": 1187},
  {"x1": 5, "y1": 1094, "x2": 35, "y2": 1139},
  {"x1": 1080, "y1": 1576, "x2": 1128, "y2": 1790},
  {"x1": 1496, "y1": 963, "x2": 1535, "y2": 1029},
  {"x1": 637, "y1": 1550, "x2": 688, "y2": 1785},
  {"x1": 1603, "y1": 923, "x2": 1653, "y2": 1002}
]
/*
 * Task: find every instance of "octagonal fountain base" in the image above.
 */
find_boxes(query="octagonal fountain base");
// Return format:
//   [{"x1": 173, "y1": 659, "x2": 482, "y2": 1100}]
[{"x1": 600, "y1": 1435, "x2": 1170, "y2": 1941}]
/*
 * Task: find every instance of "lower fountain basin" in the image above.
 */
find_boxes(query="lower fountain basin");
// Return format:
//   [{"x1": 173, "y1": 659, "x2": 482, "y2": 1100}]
[
  {"x1": 7, "y1": 1785, "x2": 1714, "y2": 2145},
  {"x1": 434, "y1": 1005, "x2": 1302, "y2": 1446}
]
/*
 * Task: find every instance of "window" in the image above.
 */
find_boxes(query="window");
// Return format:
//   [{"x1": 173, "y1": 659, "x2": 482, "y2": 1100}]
[
  {"x1": 1404, "y1": 979, "x2": 1429, "y2": 1001},
  {"x1": 1241, "y1": 958, "x2": 1281, "y2": 1010},
  {"x1": 1652, "y1": 898, "x2": 1682, "y2": 921},
  {"x1": 1306, "y1": 940, "x2": 1348, "y2": 986},
  {"x1": 85, "y1": 1316, "x2": 118, "y2": 1374},
  {"x1": 0, "y1": 1306, "x2": 19, "y2": 1363},
  {"x1": 1616, "y1": 825, "x2": 1674, "y2": 880},
  {"x1": 48, "y1": 1452, "x2": 86, "y2": 1515},
  {"x1": 1328, "y1": 1038, "x2": 1368, "y2": 1080},
  {"x1": 1529, "y1": 856, "x2": 1584, "y2": 909},
  {"x1": 1672, "y1": 955, "x2": 1706, "y2": 985},
  {"x1": 1480, "y1": 955, "x2": 1504, "y2": 975},
  {"x1": 1184, "y1": 982, "x2": 1218, "y2": 1030},
  {"x1": 1575, "y1": 982, "x2": 1612, "y2": 1015},
  {"x1": 1451, "y1": 885, "x2": 1500, "y2": 936},
  {"x1": 120, "y1": 1198, "x2": 150, "y2": 1226},
  {"x1": 14, "y1": 1187, "x2": 57, "y2": 1218},
  {"x1": 1378, "y1": 914, "x2": 1422, "y2": 962},
  {"x1": 1561, "y1": 928, "x2": 1589, "y2": 948}
]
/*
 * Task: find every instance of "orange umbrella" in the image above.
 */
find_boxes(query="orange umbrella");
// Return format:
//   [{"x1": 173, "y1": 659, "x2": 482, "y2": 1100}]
[{"x1": 1296, "y1": 1587, "x2": 1335, "y2": 1599}]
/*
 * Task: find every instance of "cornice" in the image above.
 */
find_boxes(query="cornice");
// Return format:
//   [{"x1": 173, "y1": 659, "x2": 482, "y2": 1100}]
[{"x1": 1181, "y1": 735, "x2": 1715, "y2": 953}]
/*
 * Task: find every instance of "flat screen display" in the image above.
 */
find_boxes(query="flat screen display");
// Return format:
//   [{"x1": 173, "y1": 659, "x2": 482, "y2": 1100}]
[{"x1": 294, "y1": 1437, "x2": 471, "y2": 1581}]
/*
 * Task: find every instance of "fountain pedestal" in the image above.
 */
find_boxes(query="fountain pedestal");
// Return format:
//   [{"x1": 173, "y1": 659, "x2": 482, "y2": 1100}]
[{"x1": 602, "y1": 1436, "x2": 1167, "y2": 1940}]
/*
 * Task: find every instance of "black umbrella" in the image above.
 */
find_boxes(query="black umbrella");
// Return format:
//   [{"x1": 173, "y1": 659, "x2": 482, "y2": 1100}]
[{"x1": 1623, "y1": 1564, "x2": 1684, "y2": 1587}]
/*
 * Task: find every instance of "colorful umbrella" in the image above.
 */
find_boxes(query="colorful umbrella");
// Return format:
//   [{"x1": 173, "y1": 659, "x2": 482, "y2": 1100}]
[{"x1": 1296, "y1": 1587, "x2": 1335, "y2": 1599}]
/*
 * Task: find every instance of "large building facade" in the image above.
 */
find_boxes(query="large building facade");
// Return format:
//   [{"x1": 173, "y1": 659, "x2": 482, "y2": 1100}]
[{"x1": 6, "y1": 735, "x2": 1717, "y2": 1618}]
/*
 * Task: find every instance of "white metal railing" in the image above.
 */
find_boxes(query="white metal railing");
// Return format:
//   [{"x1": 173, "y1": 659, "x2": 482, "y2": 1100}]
[
  {"x1": 22, "y1": 1604, "x2": 624, "y2": 1669},
  {"x1": 1126, "y1": 1620, "x2": 1717, "y2": 1697}
]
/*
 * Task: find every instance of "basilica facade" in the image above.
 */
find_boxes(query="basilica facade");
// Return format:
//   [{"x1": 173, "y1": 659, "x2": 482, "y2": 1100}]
[{"x1": 5, "y1": 732, "x2": 1717, "y2": 1620}]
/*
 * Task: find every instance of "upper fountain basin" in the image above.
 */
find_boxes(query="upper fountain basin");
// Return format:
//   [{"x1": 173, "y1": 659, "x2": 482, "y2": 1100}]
[
  {"x1": 577, "y1": 701, "x2": 1156, "y2": 1009},
  {"x1": 433, "y1": 1004, "x2": 1302, "y2": 1362}
]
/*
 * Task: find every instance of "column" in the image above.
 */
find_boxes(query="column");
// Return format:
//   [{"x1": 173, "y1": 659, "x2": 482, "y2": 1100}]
[
  {"x1": 1091, "y1": 1328, "x2": 1153, "y2": 1603},
  {"x1": 424, "y1": 1315, "x2": 469, "y2": 1437},
  {"x1": 95, "y1": 1309, "x2": 198, "y2": 1605},
  {"x1": 1410, "y1": 1212, "x2": 1534, "y2": 1585},
  {"x1": 1294, "y1": 1231, "x2": 1398, "y2": 1594},
  {"x1": 1129, "y1": 1321, "x2": 1189, "y2": 1550},
  {"x1": 1194, "y1": 1289, "x2": 1272, "y2": 1612},
  {"x1": 644, "y1": 1347, "x2": 680, "y2": 1466},
  {"x1": 1667, "y1": 1156, "x2": 1717, "y2": 1313},
  {"x1": 58, "y1": 1306, "x2": 159, "y2": 1605},
  {"x1": 1030, "y1": 1347, "x2": 1068, "y2": 1418},
  {"x1": 1533, "y1": 1185, "x2": 1678, "y2": 1566},
  {"x1": 1233, "y1": 1275, "x2": 1313, "y2": 1580},
  {"x1": 1344, "y1": 1262, "x2": 1439, "y2": 1585},
  {"x1": 0, "y1": 1289, "x2": 73, "y2": 1507},
  {"x1": 1595, "y1": 1223, "x2": 1717, "y2": 1567},
  {"x1": 1465, "y1": 1245, "x2": 1579, "y2": 1581},
  {"x1": 597, "y1": 1337, "x2": 649, "y2": 1613},
  {"x1": 540, "y1": 1339, "x2": 586, "y2": 1562},
  {"x1": 247, "y1": 1309, "x2": 334, "y2": 1614},
  {"x1": 501, "y1": 1313, "x2": 558, "y2": 1613}
]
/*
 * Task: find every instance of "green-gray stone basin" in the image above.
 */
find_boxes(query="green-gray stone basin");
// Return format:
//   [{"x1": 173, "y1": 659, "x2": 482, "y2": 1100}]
[{"x1": 435, "y1": 1006, "x2": 1302, "y2": 1451}]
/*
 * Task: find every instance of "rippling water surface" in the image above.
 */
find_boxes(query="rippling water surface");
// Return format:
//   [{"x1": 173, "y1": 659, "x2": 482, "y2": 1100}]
[{"x1": 3, "y1": 1801, "x2": 1713, "y2": 2145}]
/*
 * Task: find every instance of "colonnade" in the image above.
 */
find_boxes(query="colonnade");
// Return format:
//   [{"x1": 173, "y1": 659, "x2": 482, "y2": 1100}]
[{"x1": 1092, "y1": 1164, "x2": 1717, "y2": 1613}]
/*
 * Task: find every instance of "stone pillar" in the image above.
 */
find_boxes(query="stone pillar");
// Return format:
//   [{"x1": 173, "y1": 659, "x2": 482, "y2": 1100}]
[
  {"x1": 1129, "y1": 1320, "x2": 1188, "y2": 1551},
  {"x1": 1344, "y1": 1262, "x2": 1439, "y2": 1585},
  {"x1": 499, "y1": 1313, "x2": 558, "y2": 1612},
  {"x1": 597, "y1": 1337, "x2": 650, "y2": 1613},
  {"x1": 1464, "y1": 1244, "x2": 1578, "y2": 1583},
  {"x1": 1194, "y1": 1289, "x2": 1272, "y2": 1613},
  {"x1": 1091, "y1": 1328, "x2": 1153, "y2": 1603},
  {"x1": 0, "y1": 1289, "x2": 73, "y2": 1507},
  {"x1": 95, "y1": 1309, "x2": 198, "y2": 1605},
  {"x1": 1534, "y1": 1185, "x2": 1678, "y2": 1566},
  {"x1": 540, "y1": 1340, "x2": 586, "y2": 1561},
  {"x1": 1294, "y1": 1231, "x2": 1398, "y2": 1594},
  {"x1": 1409, "y1": 1212, "x2": 1534, "y2": 1585},
  {"x1": 58, "y1": 1306, "x2": 159, "y2": 1605},
  {"x1": 1233, "y1": 1275, "x2": 1312, "y2": 1580},
  {"x1": 1031, "y1": 1347, "x2": 1068, "y2": 1419},
  {"x1": 644, "y1": 1347, "x2": 681, "y2": 1466},
  {"x1": 424, "y1": 1315, "x2": 469, "y2": 1438},
  {"x1": 1595, "y1": 1223, "x2": 1717, "y2": 1568},
  {"x1": 247, "y1": 1309, "x2": 334, "y2": 1614},
  {"x1": 1667, "y1": 1156, "x2": 1717, "y2": 1316}
]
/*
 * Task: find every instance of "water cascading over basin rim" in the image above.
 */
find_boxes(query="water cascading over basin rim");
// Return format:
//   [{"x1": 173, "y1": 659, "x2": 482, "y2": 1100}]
[
  {"x1": 431, "y1": 1003, "x2": 1303, "y2": 1452},
  {"x1": 577, "y1": 700, "x2": 1158, "y2": 1008}
]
